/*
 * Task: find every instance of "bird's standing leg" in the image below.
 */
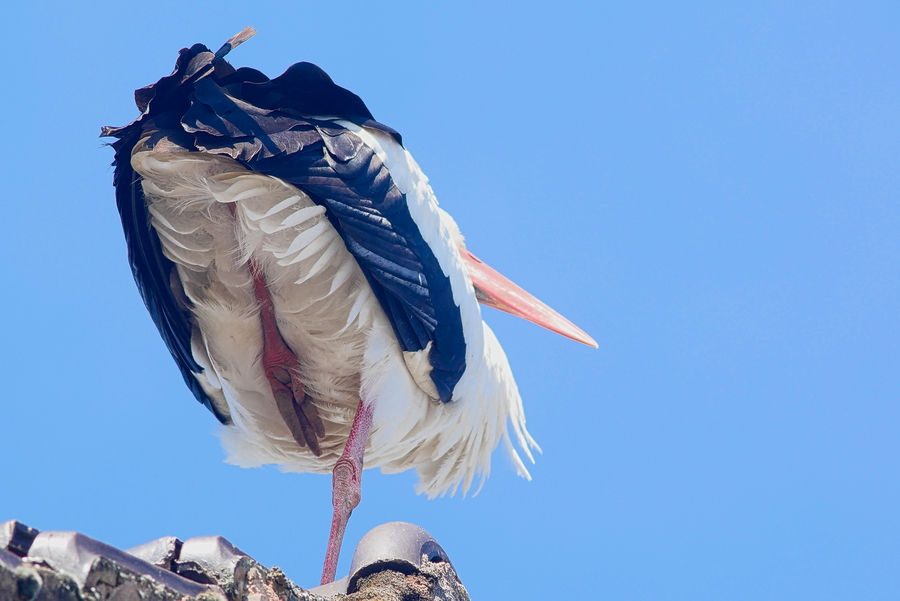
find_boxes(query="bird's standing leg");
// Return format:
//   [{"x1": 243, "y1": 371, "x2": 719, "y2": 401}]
[{"x1": 321, "y1": 399, "x2": 374, "y2": 585}]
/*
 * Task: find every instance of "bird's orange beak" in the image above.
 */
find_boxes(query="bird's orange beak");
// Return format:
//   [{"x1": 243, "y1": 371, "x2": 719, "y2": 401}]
[{"x1": 461, "y1": 249, "x2": 598, "y2": 348}]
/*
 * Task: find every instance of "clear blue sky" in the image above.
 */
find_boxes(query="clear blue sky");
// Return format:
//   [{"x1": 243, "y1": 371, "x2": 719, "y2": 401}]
[{"x1": 2, "y1": 2, "x2": 898, "y2": 599}]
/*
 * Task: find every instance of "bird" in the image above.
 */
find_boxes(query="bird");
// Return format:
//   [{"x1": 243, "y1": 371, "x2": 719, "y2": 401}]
[{"x1": 102, "y1": 28, "x2": 596, "y2": 584}]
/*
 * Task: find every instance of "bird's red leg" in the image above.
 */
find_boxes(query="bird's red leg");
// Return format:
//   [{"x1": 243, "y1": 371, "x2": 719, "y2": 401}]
[
  {"x1": 230, "y1": 204, "x2": 325, "y2": 455},
  {"x1": 248, "y1": 260, "x2": 326, "y2": 456},
  {"x1": 321, "y1": 399, "x2": 374, "y2": 585}
]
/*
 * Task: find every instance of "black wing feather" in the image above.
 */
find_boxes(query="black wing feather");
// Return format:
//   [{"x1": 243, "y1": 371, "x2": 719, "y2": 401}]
[{"x1": 103, "y1": 43, "x2": 466, "y2": 408}]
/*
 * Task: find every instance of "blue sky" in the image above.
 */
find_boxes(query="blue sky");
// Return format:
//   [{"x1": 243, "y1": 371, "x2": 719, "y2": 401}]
[{"x1": 2, "y1": 2, "x2": 898, "y2": 599}]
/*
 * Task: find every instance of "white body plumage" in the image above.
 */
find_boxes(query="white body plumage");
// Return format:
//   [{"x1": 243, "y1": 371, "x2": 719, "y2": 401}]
[{"x1": 133, "y1": 122, "x2": 537, "y2": 498}]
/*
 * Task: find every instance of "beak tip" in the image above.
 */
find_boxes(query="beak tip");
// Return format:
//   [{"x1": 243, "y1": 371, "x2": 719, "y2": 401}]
[
  {"x1": 568, "y1": 330, "x2": 599, "y2": 349},
  {"x1": 462, "y1": 249, "x2": 599, "y2": 350}
]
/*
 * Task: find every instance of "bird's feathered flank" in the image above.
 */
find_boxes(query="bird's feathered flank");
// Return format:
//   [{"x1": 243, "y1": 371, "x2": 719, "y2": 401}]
[{"x1": 103, "y1": 41, "x2": 538, "y2": 496}]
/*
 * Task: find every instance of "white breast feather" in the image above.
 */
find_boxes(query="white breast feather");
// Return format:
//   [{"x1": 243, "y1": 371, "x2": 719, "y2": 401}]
[{"x1": 131, "y1": 126, "x2": 538, "y2": 498}]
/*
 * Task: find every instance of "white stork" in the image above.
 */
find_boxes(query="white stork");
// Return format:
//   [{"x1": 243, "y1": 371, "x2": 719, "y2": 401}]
[{"x1": 103, "y1": 28, "x2": 596, "y2": 584}]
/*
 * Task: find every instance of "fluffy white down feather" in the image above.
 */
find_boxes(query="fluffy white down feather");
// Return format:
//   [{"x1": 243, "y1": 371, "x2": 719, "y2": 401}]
[{"x1": 131, "y1": 126, "x2": 538, "y2": 497}]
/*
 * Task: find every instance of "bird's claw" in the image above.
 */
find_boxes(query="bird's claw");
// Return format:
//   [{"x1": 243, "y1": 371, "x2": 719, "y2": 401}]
[
  {"x1": 250, "y1": 255, "x2": 326, "y2": 456},
  {"x1": 266, "y1": 360, "x2": 325, "y2": 456}
]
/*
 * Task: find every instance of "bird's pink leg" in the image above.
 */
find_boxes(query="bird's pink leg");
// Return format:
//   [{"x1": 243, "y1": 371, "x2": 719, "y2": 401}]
[
  {"x1": 321, "y1": 400, "x2": 374, "y2": 585},
  {"x1": 226, "y1": 202, "x2": 324, "y2": 454},
  {"x1": 248, "y1": 258, "x2": 325, "y2": 456}
]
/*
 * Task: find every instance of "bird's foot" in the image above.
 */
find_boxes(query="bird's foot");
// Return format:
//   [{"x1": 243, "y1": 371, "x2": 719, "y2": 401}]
[
  {"x1": 250, "y1": 259, "x2": 325, "y2": 455},
  {"x1": 264, "y1": 343, "x2": 325, "y2": 457},
  {"x1": 321, "y1": 400, "x2": 374, "y2": 585}
]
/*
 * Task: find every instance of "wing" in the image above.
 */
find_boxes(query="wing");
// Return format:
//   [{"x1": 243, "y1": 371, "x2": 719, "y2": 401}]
[
  {"x1": 103, "y1": 44, "x2": 467, "y2": 406},
  {"x1": 107, "y1": 119, "x2": 230, "y2": 424}
]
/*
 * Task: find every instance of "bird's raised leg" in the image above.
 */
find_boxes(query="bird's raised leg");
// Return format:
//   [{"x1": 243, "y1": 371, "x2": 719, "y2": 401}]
[
  {"x1": 321, "y1": 400, "x2": 374, "y2": 585},
  {"x1": 249, "y1": 259, "x2": 325, "y2": 455},
  {"x1": 226, "y1": 202, "x2": 324, "y2": 453}
]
